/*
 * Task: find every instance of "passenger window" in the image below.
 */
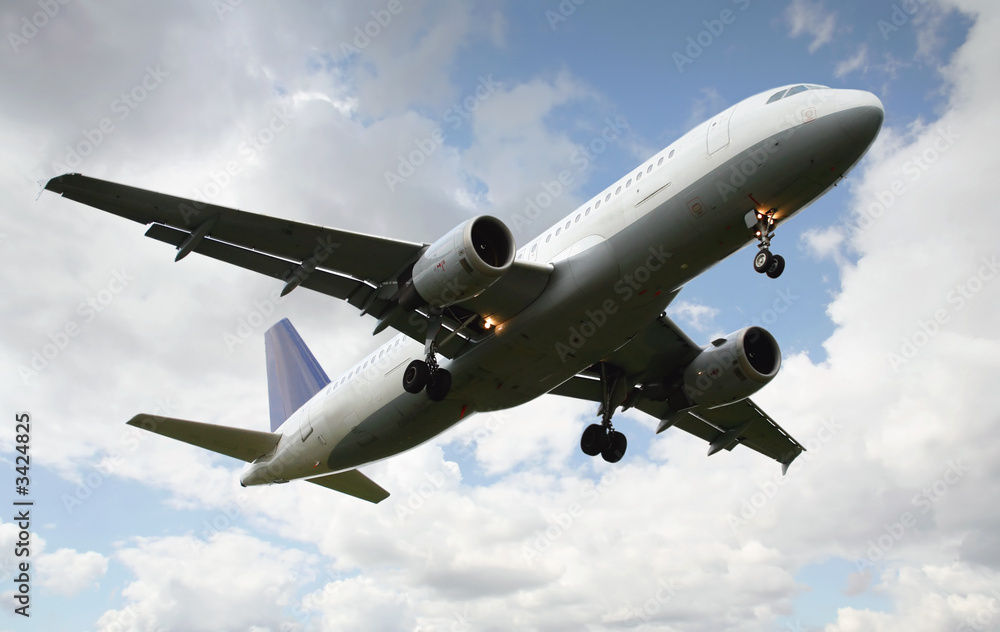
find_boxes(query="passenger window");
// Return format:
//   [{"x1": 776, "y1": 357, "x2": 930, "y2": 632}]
[
  {"x1": 767, "y1": 90, "x2": 787, "y2": 104},
  {"x1": 646, "y1": 165, "x2": 652, "y2": 174},
  {"x1": 668, "y1": 149, "x2": 675, "y2": 158},
  {"x1": 785, "y1": 85, "x2": 807, "y2": 97},
  {"x1": 595, "y1": 200, "x2": 601, "y2": 209},
  {"x1": 556, "y1": 227, "x2": 561, "y2": 236},
  {"x1": 575, "y1": 214, "x2": 581, "y2": 223},
  {"x1": 658, "y1": 157, "x2": 664, "y2": 166},
  {"x1": 626, "y1": 179, "x2": 632, "y2": 187},
  {"x1": 615, "y1": 186, "x2": 621, "y2": 194},
  {"x1": 546, "y1": 234, "x2": 552, "y2": 242},
  {"x1": 636, "y1": 171, "x2": 642, "y2": 181},
  {"x1": 585, "y1": 206, "x2": 591, "y2": 216},
  {"x1": 605, "y1": 193, "x2": 611, "y2": 202},
  {"x1": 565, "y1": 221, "x2": 571, "y2": 229},
  {"x1": 531, "y1": 243, "x2": 538, "y2": 253}
]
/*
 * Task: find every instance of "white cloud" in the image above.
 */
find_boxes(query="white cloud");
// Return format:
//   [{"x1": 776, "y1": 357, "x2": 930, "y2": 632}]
[
  {"x1": 835, "y1": 43, "x2": 870, "y2": 77},
  {"x1": 785, "y1": 0, "x2": 837, "y2": 52},
  {"x1": 4, "y1": 2, "x2": 1000, "y2": 630},
  {"x1": 36, "y1": 548, "x2": 108, "y2": 596},
  {"x1": 95, "y1": 531, "x2": 312, "y2": 632},
  {"x1": 668, "y1": 299, "x2": 721, "y2": 332}
]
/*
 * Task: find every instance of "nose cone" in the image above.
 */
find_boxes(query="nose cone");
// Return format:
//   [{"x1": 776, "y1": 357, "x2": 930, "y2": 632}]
[{"x1": 838, "y1": 90, "x2": 884, "y2": 147}]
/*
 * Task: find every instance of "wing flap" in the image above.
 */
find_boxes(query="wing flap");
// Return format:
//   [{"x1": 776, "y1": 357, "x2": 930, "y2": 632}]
[
  {"x1": 145, "y1": 223, "x2": 366, "y2": 301},
  {"x1": 306, "y1": 470, "x2": 390, "y2": 504},
  {"x1": 127, "y1": 414, "x2": 280, "y2": 463},
  {"x1": 45, "y1": 173, "x2": 426, "y2": 284}
]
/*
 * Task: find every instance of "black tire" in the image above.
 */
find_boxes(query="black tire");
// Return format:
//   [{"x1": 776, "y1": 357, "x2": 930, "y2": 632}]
[
  {"x1": 402, "y1": 360, "x2": 429, "y2": 394},
  {"x1": 753, "y1": 249, "x2": 774, "y2": 273},
  {"x1": 425, "y1": 368, "x2": 452, "y2": 401},
  {"x1": 601, "y1": 431, "x2": 627, "y2": 463},
  {"x1": 766, "y1": 254, "x2": 785, "y2": 279},
  {"x1": 580, "y1": 424, "x2": 608, "y2": 456}
]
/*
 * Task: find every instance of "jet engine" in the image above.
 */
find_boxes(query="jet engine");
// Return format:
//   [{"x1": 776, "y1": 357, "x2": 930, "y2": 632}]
[
  {"x1": 681, "y1": 326, "x2": 781, "y2": 408},
  {"x1": 399, "y1": 216, "x2": 515, "y2": 309}
]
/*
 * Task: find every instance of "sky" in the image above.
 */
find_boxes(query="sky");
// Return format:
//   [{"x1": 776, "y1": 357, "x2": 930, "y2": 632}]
[{"x1": 0, "y1": 0, "x2": 998, "y2": 630}]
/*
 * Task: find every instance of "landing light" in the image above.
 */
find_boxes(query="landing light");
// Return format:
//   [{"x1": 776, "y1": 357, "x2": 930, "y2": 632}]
[{"x1": 484, "y1": 317, "x2": 494, "y2": 329}]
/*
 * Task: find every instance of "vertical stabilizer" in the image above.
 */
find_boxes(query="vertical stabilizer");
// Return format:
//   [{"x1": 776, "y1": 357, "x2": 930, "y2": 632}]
[{"x1": 264, "y1": 319, "x2": 330, "y2": 431}]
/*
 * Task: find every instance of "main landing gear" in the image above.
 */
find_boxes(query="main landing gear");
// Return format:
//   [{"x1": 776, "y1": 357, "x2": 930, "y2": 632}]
[
  {"x1": 580, "y1": 364, "x2": 628, "y2": 463},
  {"x1": 751, "y1": 209, "x2": 785, "y2": 279},
  {"x1": 402, "y1": 309, "x2": 452, "y2": 401}
]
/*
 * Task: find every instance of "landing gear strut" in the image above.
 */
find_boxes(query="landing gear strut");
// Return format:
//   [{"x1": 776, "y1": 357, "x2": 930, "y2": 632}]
[
  {"x1": 579, "y1": 364, "x2": 628, "y2": 463},
  {"x1": 402, "y1": 309, "x2": 452, "y2": 401},
  {"x1": 751, "y1": 209, "x2": 785, "y2": 279}
]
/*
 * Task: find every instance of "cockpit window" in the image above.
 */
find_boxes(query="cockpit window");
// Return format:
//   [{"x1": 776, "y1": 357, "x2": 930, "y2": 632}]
[
  {"x1": 785, "y1": 85, "x2": 808, "y2": 97},
  {"x1": 766, "y1": 89, "x2": 787, "y2": 104}
]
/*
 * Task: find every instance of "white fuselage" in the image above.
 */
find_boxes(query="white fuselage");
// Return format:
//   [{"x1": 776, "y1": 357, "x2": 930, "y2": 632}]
[{"x1": 241, "y1": 85, "x2": 883, "y2": 486}]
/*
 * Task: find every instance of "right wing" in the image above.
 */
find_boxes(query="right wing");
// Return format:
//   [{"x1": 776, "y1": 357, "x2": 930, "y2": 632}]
[
  {"x1": 548, "y1": 312, "x2": 805, "y2": 472},
  {"x1": 45, "y1": 173, "x2": 551, "y2": 357}
]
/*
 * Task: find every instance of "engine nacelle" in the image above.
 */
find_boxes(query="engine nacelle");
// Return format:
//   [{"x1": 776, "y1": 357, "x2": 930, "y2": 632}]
[
  {"x1": 682, "y1": 326, "x2": 781, "y2": 408},
  {"x1": 402, "y1": 216, "x2": 515, "y2": 309}
]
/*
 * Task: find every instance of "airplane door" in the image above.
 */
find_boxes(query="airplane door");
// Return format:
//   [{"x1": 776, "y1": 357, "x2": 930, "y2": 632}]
[{"x1": 706, "y1": 105, "x2": 736, "y2": 155}]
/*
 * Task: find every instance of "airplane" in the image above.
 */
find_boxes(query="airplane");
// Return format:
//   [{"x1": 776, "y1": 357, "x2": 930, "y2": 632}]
[{"x1": 45, "y1": 83, "x2": 883, "y2": 503}]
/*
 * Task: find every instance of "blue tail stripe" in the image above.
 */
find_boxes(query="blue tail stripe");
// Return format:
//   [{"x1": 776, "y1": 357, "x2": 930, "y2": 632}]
[{"x1": 264, "y1": 319, "x2": 331, "y2": 432}]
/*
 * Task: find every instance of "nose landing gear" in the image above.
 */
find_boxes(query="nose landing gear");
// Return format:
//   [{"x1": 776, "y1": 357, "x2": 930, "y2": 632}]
[{"x1": 751, "y1": 209, "x2": 785, "y2": 279}]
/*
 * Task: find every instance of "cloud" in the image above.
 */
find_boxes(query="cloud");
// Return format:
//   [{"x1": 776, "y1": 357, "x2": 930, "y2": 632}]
[
  {"x1": 95, "y1": 531, "x2": 312, "y2": 632},
  {"x1": 36, "y1": 548, "x2": 108, "y2": 596},
  {"x1": 668, "y1": 299, "x2": 721, "y2": 332},
  {"x1": 785, "y1": 0, "x2": 837, "y2": 52},
  {"x1": 835, "y1": 43, "x2": 870, "y2": 77},
  {"x1": 4, "y1": 1, "x2": 999, "y2": 630}
]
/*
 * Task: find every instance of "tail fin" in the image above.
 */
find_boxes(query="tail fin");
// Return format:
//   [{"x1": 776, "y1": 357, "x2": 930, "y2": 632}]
[{"x1": 265, "y1": 318, "x2": 330, "y2": 432}]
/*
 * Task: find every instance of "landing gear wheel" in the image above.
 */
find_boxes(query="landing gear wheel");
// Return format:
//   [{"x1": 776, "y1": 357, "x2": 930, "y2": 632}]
[
  {"x1": 753, "y1": 249, "x2": 774, "y2": 274},
  {"x1": 402, "y1": 360, "x2": 429, "y2": 394},
  {"x1": 425, "y1": 368, "x2": 452, "y2": 401},
  {"x1": 766, "y1": 254, "x2": 785, "y2": 279},
  {"x1": 581, "y1": 424, "x2": 609, "y2": 456},
  {"x1": 601, "y1": 431, "x2": 627, "y2": 463}
]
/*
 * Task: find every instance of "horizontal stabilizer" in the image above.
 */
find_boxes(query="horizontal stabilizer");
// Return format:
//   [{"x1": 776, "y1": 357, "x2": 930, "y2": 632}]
[
  {"x1": 306, "y1": 470, "x2": 390, "y2": 504},
  {"x1": 265, "y1": 318, "x2": 330, "y2": 432},
  {"x1": 127, "y1": 414, "x2": 280, "y2": 463}
]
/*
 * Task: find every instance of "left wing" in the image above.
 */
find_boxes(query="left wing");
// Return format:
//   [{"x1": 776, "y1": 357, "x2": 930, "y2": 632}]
[
  {"x1": 549, "y1": 312, "x2": 804, "y2": 472},
  {"x1": 45, "y1": 173, "x2": 550, "y2": 357}
]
